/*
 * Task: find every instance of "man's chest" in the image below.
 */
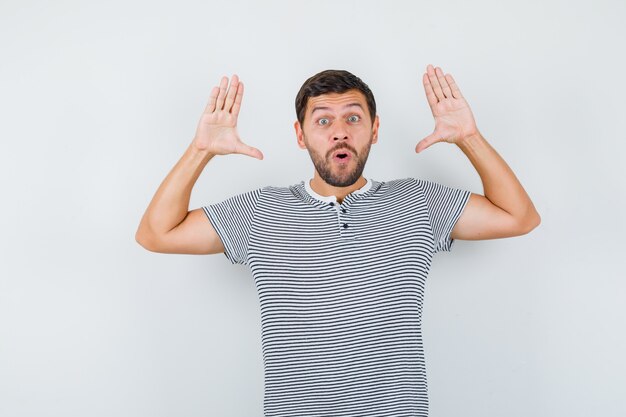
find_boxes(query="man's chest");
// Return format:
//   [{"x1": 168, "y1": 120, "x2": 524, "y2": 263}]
[{"x1": 247, "y1": 202, "x2": 435, "y2": 272}]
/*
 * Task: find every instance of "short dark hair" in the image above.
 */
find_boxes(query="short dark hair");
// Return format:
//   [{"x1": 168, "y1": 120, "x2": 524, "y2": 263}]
[{"x1": 295, "y1": 69, "x2": 376, "y2": 126}]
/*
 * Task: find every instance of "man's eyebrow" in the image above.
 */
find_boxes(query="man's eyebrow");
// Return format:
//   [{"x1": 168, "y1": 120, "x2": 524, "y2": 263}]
[{"x1": 310, "y1": 103, "x2": 364, "y2": 115}]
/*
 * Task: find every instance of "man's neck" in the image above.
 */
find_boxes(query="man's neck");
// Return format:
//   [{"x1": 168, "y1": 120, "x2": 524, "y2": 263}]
[{"x1": 309, "y1": 174, "x2": 367, "y2": 204}]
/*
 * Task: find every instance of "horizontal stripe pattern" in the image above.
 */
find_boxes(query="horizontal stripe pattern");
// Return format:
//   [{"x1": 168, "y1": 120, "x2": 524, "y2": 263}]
[{"x1": 203, "y1": 178, "x2": 471, "y2": 417}]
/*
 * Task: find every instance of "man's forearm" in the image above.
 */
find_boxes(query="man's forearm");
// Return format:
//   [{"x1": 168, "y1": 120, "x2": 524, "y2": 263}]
[
  {"x1": 457, "y1": 132, "x2": 540, "y2": 226},
  {"x1": 136, "y1": 142, "x2": 215, "y2": 239}
]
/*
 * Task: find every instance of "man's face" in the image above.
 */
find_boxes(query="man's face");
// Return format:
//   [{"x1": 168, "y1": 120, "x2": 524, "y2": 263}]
[{"x1": 294, "y1": 89, "x2": 379, "y2": 187}]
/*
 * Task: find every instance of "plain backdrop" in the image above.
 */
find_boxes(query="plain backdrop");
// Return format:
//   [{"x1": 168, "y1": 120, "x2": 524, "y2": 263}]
[{"x1": 1, "y1": 0, "x2": 625, "y2": 416}]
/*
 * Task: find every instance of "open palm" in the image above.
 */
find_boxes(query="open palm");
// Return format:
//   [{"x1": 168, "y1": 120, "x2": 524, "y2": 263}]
[
  {"x1": 193, "y1": 74, "x2": 263, "y2": 160},
  {"x1": 416, "y1": 65, "x2": 479, "y2": 153}
]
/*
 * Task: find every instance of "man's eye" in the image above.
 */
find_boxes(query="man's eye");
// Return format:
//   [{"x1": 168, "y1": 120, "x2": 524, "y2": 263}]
[
  {"x1": 348, "y1": 115, "x2": 360, "y2": 123},
  {"x1": 318, "y1": 118, "x2": 330, "y2": 126}
]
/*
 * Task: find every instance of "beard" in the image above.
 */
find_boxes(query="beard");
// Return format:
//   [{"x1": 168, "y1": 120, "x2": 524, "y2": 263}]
[{"x1": 304, "y1": 134, "x2": 374, "y2": 187}]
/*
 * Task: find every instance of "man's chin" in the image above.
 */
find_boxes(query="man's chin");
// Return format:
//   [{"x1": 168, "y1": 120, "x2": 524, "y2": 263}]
[{"x1": 323, "y1": 173, "x2": 362, "y2": 187}]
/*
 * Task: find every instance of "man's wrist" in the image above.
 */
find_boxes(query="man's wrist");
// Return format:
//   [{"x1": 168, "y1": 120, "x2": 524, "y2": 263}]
[
  {"x1": 188, "y1": 140, "x2": 216, "y2": 161},
  {"x1": 456, "y1": 131, "x2": 484, "y2": 154}
]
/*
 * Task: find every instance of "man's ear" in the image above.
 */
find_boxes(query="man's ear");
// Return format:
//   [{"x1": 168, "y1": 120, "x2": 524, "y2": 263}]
[
  {"x1": 295, "y1": 120, "x2": 307, "y2": 149},
  {"x1": 371, "y1": 115, "x2": 380, "y2": 144}
]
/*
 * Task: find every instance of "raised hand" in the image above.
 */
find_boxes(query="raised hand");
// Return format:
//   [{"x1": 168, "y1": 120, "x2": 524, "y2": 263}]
[
  {"x1": 415, "y1": 65, "x2": 480, "y2": 153},
  {"x1": 192, "y1": 74, "x2": 263, "y2": 160}
]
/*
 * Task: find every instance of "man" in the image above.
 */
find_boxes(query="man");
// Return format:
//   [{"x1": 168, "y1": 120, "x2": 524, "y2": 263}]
[{"x1": 136, "y1": 65, "x2": 540, "y2": 416}]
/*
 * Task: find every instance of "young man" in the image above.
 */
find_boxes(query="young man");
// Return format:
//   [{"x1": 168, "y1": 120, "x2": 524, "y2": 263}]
[{"x1": 136, "y1": 65, "x2": 540, "y2": 416}]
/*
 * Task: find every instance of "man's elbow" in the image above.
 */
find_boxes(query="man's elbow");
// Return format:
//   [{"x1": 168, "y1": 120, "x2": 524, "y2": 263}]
[
  {"x1": 518, "y1": 211, "x2": 541, "y2": 235},
  {"x1": 135, "y1": 228, "x2": 161, "y2": 252}
]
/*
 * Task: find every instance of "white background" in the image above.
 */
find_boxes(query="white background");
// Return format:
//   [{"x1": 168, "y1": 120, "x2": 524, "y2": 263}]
[{"x1": 1, "y1": 0, "x2": 625, "y2": 416}]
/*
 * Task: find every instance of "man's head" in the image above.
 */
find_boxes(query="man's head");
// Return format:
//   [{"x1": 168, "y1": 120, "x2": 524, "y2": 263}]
[
  {"x1": 294, "y1": 70, "x2": 380, "y2": 187},
  {"x1": 295, "y1": 70, "x2": 377, "y2": 127}
]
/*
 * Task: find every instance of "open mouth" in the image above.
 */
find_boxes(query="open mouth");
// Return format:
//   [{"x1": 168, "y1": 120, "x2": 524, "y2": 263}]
[{"x1": 332, "y1": 150, "x2": 352, "y2": 163}]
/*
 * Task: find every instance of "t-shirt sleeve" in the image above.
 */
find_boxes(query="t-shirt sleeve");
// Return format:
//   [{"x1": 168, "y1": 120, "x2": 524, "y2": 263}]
[
  {"x1": 415, "y1": 178, "x2": 472, "y2": 253},
  {"x1": 201, "y1": 187, "x2": 264, "y2": 265}
]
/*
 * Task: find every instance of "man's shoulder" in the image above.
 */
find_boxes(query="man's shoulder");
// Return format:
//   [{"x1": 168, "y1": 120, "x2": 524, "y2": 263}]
[
  {"x1": 384, "y1": 177, "x2": 454, "y2": 191},
  {"x1": 384, "y1": 177, "x2": 417, "y2": 186},
  {"x1": 357, "y1": 178, "x2": 423, "y2": 204},
  {"x1": 375, "y1": 177, "x2": 420, "y2": 192},
  {"x1": 238, "y1": 181, "x2": 307, "y2": 203},
  {"x1": 232, "y1": 181, "x2": 303, "y2": 194},
  {"x1": 262, "y1": 181, "x2": 306, "y2": 195}
]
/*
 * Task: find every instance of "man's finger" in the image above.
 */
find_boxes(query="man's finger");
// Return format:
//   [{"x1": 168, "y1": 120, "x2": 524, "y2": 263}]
[
  {"x1": 204, "y1": 86, "x2": 220, "y2": 114},
  {"x1": 445, "y1": 73, "x2": 464, "y2": 99},
  {"x1": 435, "y1": 67, "x2": 452, "y2": 98},
  {"x1": 415, "y1": 133, "x2": 440, "y2": 153},
  {"x1": 223, "y1": 74, "x2": 239, "y2": 112},
  {"x1": 427, "y1": 64, "x2": 445, "y2": 101},
  {"x1": 231, "y1": 81, "x2": 244, "y2": 117},
  {"x1": 215, "y1": 76, "x2": 229, "y2": 110},
  {"x1": 235, "y1": 140, "x2": 264, "y2": 160},
  {"x1": 422, "y1": 73, "x2": 438, "y2": 110}
]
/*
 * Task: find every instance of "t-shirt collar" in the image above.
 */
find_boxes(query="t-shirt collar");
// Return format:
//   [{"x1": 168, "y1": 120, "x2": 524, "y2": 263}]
[{"x1": 304, "y1": 177, "x2": 372, "y2": 203}]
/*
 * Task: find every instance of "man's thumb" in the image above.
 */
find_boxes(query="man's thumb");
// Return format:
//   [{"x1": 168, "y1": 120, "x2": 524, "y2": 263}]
[
  {"x1": 415, "y1": 133, "x2": 440, "y2": 153},
  {"x1": 236, "y1": 141, "x2": 264, "y2": 160}
]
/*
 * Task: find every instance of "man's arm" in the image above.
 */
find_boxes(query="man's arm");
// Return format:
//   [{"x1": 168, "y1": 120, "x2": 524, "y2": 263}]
[
  {"x1": 452, "y1": 133, "x2": 540, "y2": 239},
  {"x1": 135, "y1": 74, "x2": 263, "y2": 254},
  {"x1": 416, "y1": 64, "x2": 540, "y2": 240},
  {"x1": 135, "y1": 145, "x2": 222, "y2": 254}
]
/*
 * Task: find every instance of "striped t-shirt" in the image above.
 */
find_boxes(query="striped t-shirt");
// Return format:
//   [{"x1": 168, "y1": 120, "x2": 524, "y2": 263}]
[{"x1": 203, "y1": 177, "x2": 471, "y2": 417}]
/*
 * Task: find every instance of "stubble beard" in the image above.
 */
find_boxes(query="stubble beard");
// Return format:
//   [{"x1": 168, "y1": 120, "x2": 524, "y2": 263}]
[{"x1": 305, "y1": 134, "x2": 373, "y2": 187}]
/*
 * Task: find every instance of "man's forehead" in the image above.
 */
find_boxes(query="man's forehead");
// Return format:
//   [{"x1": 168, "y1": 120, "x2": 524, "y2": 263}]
[{"x1": 306, "y1": 90, "x2": 367, "y2": 113}]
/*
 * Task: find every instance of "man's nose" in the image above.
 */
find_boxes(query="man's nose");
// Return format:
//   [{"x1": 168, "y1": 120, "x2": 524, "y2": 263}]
[{"x1": 332, "y1": 120, "x2": 349, "y2": 141}]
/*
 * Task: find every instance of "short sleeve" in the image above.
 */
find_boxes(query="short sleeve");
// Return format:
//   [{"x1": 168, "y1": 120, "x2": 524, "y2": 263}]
[
  {"x1": 202, "y1": 187, "x2": 264, "y2": 265},
  {"x1": 415, "y1": 178, "x2": 471, "y2": 253}
]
